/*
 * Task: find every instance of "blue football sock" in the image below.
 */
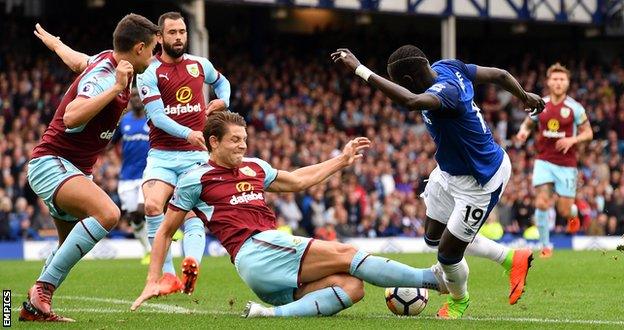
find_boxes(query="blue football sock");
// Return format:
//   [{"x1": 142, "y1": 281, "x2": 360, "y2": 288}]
[
  {"x1": 146, "y1": 214, "x2": 176, "y2": 275},
  {"x1": 183, "y1": 217, "x2": 205, "y2": 263},
  {"x1": 535, "y1": 209, "x2": 550, "y2": 248},
  {"x1": 349, "y1": 250, "x2": 440, "y2": 291},
  {"x1": 38, "y1": 217, "x2": 107, "y2": 288},
  {"x1": 274, "y1": 286, "x2": 353, "y2": 316}
]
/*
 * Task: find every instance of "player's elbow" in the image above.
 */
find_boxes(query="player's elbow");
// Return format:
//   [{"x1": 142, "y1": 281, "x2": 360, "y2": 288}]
[
  {"x1": 63, "y1": 109, "x2": 80, "y2": 129},
  {"x1": 495, "y1": 69, "x2": 511, "y2": 84},
  {"x1": 405, "y1": 95, "x2": 426, "y2": 111}
]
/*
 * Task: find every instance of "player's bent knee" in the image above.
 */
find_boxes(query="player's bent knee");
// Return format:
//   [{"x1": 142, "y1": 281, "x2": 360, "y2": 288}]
[
  {"x1": 94, "y1": 206, "x2": 121, "y2": 230},
  {"x1": 143, "y1": 198, "x2": 164, "y2": 216},
  {"x1": 341, "y1": 277, "x2": 365, "y2": 303}
]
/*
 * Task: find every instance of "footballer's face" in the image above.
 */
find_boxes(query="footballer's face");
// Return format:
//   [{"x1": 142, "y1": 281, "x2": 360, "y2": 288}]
[
  {"x1": 160, "y1": 18, "x2": 187, "y2": 59},
  {"x1": 547, "y1": 71, "x2": 570, "y2": 98},
  {"x1": 132, "y1": 36, "x2": 157, "y2": 74},
  {"x1": 212, "y1": 124, "x2": 248, "y2": 168}
]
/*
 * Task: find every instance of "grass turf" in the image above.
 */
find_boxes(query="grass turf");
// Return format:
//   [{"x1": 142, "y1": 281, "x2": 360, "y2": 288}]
[{"x1": 1, "y1": 250, "x2": 623, "y2": 329}]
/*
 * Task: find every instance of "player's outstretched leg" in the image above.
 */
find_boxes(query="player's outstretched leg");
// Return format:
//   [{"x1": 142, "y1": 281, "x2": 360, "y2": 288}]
[
  {"x1": 299, "y1": 240, "x2": 448, "y2": 293},
  {"x1": 462, "y1": 234, "x2": 532, "y2": 305},
  {"x1": 181, "y1": 216, "x2": 205, "y2": 294},
  {"x1": 244, "y1": 274, "x2": 363, "y2": 317}
]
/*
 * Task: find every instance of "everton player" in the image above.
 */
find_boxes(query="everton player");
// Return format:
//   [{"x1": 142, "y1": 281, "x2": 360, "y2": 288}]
[
  {"x1": 22, "y1": 15, "x2": 158, "y2": 322},
  {"x1": 332, "y1": 47, "x2": 544, "y2": 318}
]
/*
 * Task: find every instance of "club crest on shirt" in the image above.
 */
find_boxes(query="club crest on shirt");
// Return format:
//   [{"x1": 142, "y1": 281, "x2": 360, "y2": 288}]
[
  {"x1": 560, "y1": 107, "x2": 571, "y2": 118},
  {"x1": 240, "y1": 166, "x2": 256, "y2": 177},
  {"x1": 186, "y1": 63, "x2": 199, "y2": 78}
]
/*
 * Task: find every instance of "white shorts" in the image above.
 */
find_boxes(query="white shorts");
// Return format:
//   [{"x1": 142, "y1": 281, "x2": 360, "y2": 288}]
[
  {"x1": 421, "y1": 152, "x2": 511, "y2": 242},
  {"x1": 117, "y1": 179, "x2": 144, "y2": 213}
]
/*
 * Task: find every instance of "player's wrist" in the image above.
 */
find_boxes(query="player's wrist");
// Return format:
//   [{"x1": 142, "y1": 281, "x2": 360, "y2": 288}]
[{"x1": 355, "y1": 65, "x2": 373, "y2": 82}]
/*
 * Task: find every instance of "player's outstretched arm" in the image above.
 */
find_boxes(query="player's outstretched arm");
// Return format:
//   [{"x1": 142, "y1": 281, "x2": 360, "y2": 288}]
[
  {"x1": 515, "y1": 116, "x2": 536, "y2": 144},
  {"x1": 331, "y1": 49, "x2": 441, "y2": 111},
  {"x1": 64, "y1": 60, "x2": 133, "y2": 128},
  {"x1": 267, "y1": 137, "x2": 371, "y2": 193},
  {"x1": 34, "y1": 23, "x2": 90, "y2": 73},
  {"x1": 131, "y1": 208, "x2": 186, "y2": 311},
  {"x1": 473, "y1": 65, "x2": 545, "y2": 115}
]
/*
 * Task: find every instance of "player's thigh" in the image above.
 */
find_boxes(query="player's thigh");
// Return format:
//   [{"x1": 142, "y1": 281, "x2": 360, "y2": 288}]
[
  {"x1": 143, "y1": 150, "x2": 180, "y2": 187},
  {"x1": 142, "y1": 180, "x2": 175, "y2": 214},
  {"x1": 425, "y1": 217, "x2": 447, "y2": 243},
  {"x1": 234, "y1": 230, "x2": 314, "y2": 305},
  {"x1": 532, "y1": 160, "x2": 557, "y2": 191},
  {"x1": 421, "y1": 167, "x2": 454, "y2": 225},
  {"x1": 27, "y1": 156, "x2": 88, "y2": 223},
  {"x1": 552, "y1": 165, "x2": 578, "y2": 199},
  {"x1": 295, "y1": 274, "x2": 364, "y2": 303},
  {"x1": 447, "y1": 179, "x2": 506, "y2": 244},
  {"x1": 54, "y1": 176, "x2": 120, "y2": 230},
  {"x1": 299, "y1": 239, "x2": 359, "y2": 283}
]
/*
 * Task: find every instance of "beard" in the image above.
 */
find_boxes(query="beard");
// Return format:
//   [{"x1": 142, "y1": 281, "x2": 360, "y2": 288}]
[{"x1": 162, "y1": 40, "x2": 186, "y2": 59}]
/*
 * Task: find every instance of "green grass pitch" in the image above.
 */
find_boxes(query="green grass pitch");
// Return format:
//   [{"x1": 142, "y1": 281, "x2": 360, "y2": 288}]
[{"x1": 2, "y1": 250, "x2": 623, "y2": 329}]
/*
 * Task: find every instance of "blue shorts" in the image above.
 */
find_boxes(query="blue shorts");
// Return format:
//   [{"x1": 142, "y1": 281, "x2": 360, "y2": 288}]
[
  {"x1": 27, "y1": 156, "x2": 91, "y2": 222},
  {"x1": 234, "y1": 230, "x2": 313, "y2": 306},
  {"x1": 143, "y1": 149, "x2": 208, "y2": 186},
  {"x1": 532, "y1": 159, "x2": 578, "y2": 198}
]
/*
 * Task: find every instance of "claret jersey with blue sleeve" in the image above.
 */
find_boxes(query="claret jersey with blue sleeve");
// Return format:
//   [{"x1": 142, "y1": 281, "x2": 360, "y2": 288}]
[{"x1": 422, "y1": 59, "x2": 504, "y2": 186}]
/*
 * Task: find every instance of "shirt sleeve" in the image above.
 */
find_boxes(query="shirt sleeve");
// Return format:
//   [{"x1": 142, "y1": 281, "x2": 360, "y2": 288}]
[
  {"x1": 425, "y1": 82, "x2": 460, "y2": 111},
  {"x1": 573, "y1": 103, "x2": 588, "y2": 126},
  {"x1": 76, "y1": 66, "x2": 116, "y2": 98},
  {"x1": 198, "y1": 57, "x2": 231, "y2": 108},
  {"x1": 169, "y1": 172, "x2": 202, "y2": 212},
  {"x1": 136, "y1": 69, "x2": 161, "y2": 106},
  {"x1": 465, "y1": 64, "x2": 477, "y2": 81},
  {"x1": 250, "y1": 158, "x2": 278, "y2": 190}
]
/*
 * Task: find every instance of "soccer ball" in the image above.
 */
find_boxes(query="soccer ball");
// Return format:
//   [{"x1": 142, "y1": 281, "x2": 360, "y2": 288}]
[{"x1": 384, "y1": 287, "x2": 428, "y2": 316}]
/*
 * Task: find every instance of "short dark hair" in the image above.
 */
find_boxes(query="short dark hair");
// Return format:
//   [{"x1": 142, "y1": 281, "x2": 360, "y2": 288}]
[
  {"x1": 158, "y1": 11, "x2": 184, "y2": 29},
  {"x1": 113, "y1": 14, "x2": 159, "y2": 52},
  {"x1": 387, "y1": 45, "x2": 429, "y2": 81},
  {"x1": 204, "y1": 112, "x2": 247, "y2": 152}
]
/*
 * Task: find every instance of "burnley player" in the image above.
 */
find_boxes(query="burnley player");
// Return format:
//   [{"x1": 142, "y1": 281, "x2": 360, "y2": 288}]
[
  {"x1": 131, "y1": 112, "x2": 455, "y2": 317},
  {"x1": 136, "y1": 11, "x2": 231, "y2": 295},
  {"x1": 34, "y1": 12, "x2": 229, "y2": 294},
  {"x1": 516, "y1": 63, "x2": 592, "y2": 258},
  {"x1": 22, "y1": 15, "x2": 158, "y2": 322},
  {"x1": 332, "y1": 47, "x2": 544, "y2": 318},
  {"x1": 112, "y1": 88, "x2": 151, "y2": 264}
]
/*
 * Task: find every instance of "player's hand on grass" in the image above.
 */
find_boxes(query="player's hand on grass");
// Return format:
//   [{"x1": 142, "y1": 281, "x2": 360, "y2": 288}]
[
  {"x1": 187, "y1": 130, "x2": 207, "y2": 151},
  {"x1": 556, "y1": 136, "x2": 577, "y2": 154},
  {"x1": 206, "y1": 99, "x2": 227, "y2": 115},
  {"x1": 523, "y1": 92, "x2": 545, "y2": 116},
  {"x1": 130, "y1": 281, "x2": 160, "y2": 311},
  {"x1": 33, "y1": 23, "x2": 62, "y2": 52},
  {"x1": 340, "y1": 137, "x2": 371, "y2": 166},
  {"x1": 115, "y1": 60, "x2": 134, "y2": 91},
  {"x1": 331, "y1": 48, "x2": 362, "y2": 72}
]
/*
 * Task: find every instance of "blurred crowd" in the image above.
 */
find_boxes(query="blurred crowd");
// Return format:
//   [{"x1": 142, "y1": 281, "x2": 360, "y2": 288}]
[{"x1": 1, "y1": 18, "x2": 623, "y2": 242}]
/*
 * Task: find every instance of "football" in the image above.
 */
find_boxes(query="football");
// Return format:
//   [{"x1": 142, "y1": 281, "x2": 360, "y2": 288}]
[{"x1": 384, "y1": 287, "x2": 429, "y2": 316}]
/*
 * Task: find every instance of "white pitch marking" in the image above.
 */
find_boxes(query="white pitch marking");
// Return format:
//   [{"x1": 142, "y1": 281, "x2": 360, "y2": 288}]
[{"x1": 13, "y1": 294, "x2": 624, "y2": 324}]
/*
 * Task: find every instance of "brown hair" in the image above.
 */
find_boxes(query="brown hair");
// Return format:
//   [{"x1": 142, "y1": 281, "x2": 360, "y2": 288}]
[
  {"x1": 158, "y1": 11, "x2": 184, "y2": 30},
  {"x1": 547, "y1": 62, "x2": 571, "y2": 79},
  {"x1": 113, "y1": 14, "x2": 159, "y2": 52},
  {"x1": 204, "y1": 112, "x2": 247, "y2": 152}
]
